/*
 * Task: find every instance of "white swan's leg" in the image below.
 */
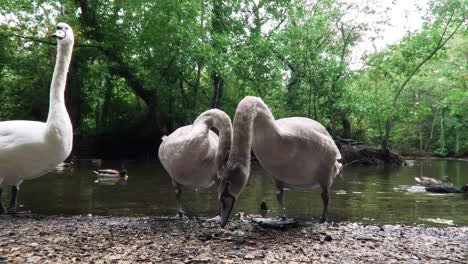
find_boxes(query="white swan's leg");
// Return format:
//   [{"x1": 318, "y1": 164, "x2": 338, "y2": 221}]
[
  {"x1": 320, "y1": 189, "x2": 329, "y2": 223},
  {"x1": 275, "y1": 181, "x2": 286, "y2": 220},
  {"x1": 7, "y1": 186, "x2": 18, "y2": 214}
]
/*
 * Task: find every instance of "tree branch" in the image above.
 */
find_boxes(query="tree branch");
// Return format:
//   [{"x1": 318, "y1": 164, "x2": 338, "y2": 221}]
[
  {"x1": 6, "y1": 34, "x2": 102, "y2": 48},
  {"x1": 393, "y1": 16, "x2": 465, "y2": 105}
]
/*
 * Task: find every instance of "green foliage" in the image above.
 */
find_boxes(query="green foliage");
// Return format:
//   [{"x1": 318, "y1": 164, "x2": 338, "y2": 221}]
[{"x1": 0, "y1": 0, "x2": 466, "y2": 157}]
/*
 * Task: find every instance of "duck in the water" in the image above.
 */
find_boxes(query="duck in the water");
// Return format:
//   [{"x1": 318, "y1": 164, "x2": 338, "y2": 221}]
[
  {"x1": 93, "y1": 169, "x2": 128, "y2": 185},
  {"x1": 94, "y1": 168, "x2": 128, "y2": 178}
]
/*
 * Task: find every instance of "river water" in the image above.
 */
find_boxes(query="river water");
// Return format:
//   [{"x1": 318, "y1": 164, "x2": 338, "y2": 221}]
[{"x1": 4, "y1": 159, "x2": 467, "y2": 226}]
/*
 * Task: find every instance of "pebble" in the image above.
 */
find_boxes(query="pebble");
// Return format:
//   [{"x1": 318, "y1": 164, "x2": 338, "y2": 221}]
[{"x1": 243, "y1": 254, "x2": 255, "y2": 260}]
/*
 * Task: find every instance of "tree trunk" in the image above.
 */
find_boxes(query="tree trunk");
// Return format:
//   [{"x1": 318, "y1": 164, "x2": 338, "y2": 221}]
[
  {"x1": 100, "y1": 76, "x2": 113, "y2": 130},
  {"x1": 210, "y1": 0, "x2": 225, "y2": 109},
  {"x1": 65, "y1": 49, "x2": 85, "y2": 130},
  {"x1": 211, "y1": 72, "x2": 223, "y2": 109},
  {"x1": 342, "y1": 115, "x2": 352, "y2": 139}
]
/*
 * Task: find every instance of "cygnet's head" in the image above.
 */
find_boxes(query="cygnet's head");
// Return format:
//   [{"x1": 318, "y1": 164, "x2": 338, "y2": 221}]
[
  {"x1": 218, "y1": 161, "x2": 249, "y2": 227},
  {"x1": 52, "y1": 22, "x2": 74, "y2": 45}
]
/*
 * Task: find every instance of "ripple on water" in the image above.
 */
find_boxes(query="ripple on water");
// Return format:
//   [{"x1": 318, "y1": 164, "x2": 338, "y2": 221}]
[
  {"x1": 420, "y1": 218, "x2": 455, "y2": 226},
  {"x1": 393, "y1": 185, "x2": 426, "y2": 193}
]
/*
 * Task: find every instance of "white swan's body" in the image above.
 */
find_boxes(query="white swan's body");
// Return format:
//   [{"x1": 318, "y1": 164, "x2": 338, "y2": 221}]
[
  {"x1": 219, "y1": 96, "x2": 341, "y2": 226},
  {"x1": 0, "y1": 23, "x2": 74, "y2": 213},
  {"x1": 158, "y1": 109, "x2": 232, "y2": 217}
]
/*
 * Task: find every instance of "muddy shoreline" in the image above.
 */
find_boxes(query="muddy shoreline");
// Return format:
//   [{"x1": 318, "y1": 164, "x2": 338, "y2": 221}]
[{"x1": 1, "y1": 214, "x2": 466, "y2": 263}]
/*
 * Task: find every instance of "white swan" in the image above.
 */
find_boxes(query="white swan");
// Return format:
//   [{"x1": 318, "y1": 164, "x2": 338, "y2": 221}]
[
  {"x1": 219, "y1": 96, "x2": 342, "y2": 226},
  {"x1": 0, "y1": 23, "x2": 74, "y2": 214},
  {"x1": 158, "y1": 109, "x2": 232, "y2": 217}
]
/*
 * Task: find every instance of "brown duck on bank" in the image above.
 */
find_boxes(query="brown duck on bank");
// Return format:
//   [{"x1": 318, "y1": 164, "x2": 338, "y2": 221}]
[
  {"x1": 415, "y1": 177, "x2": 467, "y2": 193},
  {"x1": 415, "y1": 176, "x2": 450, "y2": 186}
]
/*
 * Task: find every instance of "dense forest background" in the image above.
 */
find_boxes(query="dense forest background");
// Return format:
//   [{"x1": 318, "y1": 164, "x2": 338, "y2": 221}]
[{"x1": 0, "y1": 0, "x2": 466, "y2": 159}]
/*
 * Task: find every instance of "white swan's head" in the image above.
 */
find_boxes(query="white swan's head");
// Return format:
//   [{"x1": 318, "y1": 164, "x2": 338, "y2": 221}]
[{"x1": 52, "y1": 22, "x2": 74, "y2": 45}]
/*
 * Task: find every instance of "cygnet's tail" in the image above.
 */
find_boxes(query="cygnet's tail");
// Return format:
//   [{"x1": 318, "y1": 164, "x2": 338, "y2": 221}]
[
  {"x1": 335, "y1": 159, "x2": 344, "y2": 176},
  {"x1": 161, "y1": 135, "x2": 168, "y2": 141}
]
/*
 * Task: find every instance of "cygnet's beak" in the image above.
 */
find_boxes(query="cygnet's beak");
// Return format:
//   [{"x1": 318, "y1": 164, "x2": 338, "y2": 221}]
[{"x1": 220, "y1": 192, "x2": 235, "y2": 227}]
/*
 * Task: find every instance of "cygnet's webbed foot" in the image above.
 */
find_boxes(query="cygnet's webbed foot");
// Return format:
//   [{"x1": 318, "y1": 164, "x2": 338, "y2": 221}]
[
  {"x1": 319, "y1": 216, "x2": 328, "y2": 223},
  {"x1": 206, "y1": 215, "x2": 222, "y2": 223},
  {"x1": 175, "y1": 211, "x2": 188, "y2": 219},
  {"x1": 277, "y1": 216, "x2": 287, "y2": 221},
  {"x1": 7, "y1": 209, "x2": 32, "y2": 216},
  {"x1": 7, "y1": 206, "x2": 17, "y2": 214}
]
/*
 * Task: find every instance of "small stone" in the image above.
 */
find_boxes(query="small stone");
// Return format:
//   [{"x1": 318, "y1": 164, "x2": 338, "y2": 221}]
[
  {"x1": 244, "y1": 254, "x2": 255, "y2": 260},
  {"x1": 324, "y1": 235, "x2": 333, "y2": 242},
  {"x1": 193, "y1": 253, "x2": 212, "y2": 262},
  {"x1": 232, "y1": 230, "x2": 245, "y2": 237}
]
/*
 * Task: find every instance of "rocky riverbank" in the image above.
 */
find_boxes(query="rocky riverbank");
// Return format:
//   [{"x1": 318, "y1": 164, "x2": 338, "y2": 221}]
[{"x1": 1, "y1": 214, "x2": 466, "y2": 263}]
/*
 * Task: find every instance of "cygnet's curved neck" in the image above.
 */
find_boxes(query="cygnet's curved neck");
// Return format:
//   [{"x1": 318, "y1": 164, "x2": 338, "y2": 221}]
[
  {"x1": 47, "y1": 41, "x2": 73, "y2": 126},
  {"x1": 229, "y1": 96, "x2": 278, "y2": 167},
  {"x1": 193, "y1": 109, "x2": 233, "y2": 171}
]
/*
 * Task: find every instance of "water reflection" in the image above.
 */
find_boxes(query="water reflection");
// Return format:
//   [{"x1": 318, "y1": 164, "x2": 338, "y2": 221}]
[{"x1": 1, "y1": 159, "x2": 467, "y2": 225}]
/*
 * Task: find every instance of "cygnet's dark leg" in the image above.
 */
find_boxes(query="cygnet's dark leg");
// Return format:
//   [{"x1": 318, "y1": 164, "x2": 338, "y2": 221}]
[
  {"x1": 275, "y1": 181, "x2": 286, "y2": 220},
  {"x1": 173, "y1": 182, "x2": 186, "y2": 218},
  {"x1": 0, "y1": 187, "x2": 5, "y2": 214},
  {"x1": 7, "y1": 185, "x2": 18, "y2": 214},
  {"x1": 320, "y1": 189, "x2": 329, "y2": 223}
]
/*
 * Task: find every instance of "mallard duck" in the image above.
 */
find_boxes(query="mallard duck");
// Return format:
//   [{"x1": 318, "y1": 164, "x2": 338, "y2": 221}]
[
  {"x1": 415, "y1": 176, "x2": 451, "y2": 187},
  {"x1": 93, "y1": 169, "x2": 128, "y2": 181},
  {"x1": 425, "y1": 183, "x2": 468, "y2": 194}
]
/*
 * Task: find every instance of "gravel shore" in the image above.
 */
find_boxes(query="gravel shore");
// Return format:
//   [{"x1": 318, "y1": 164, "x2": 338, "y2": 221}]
[{"x1": 1, "y1": 214, "x2": 466, "y2": 263}]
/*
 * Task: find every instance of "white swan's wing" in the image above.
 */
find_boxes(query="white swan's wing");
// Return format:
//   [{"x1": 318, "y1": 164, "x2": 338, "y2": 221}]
[
  {"x1": 0, "y1": 121, "x2": 53, "y2": 184},
  {"x1": 0, "y1": 121, "x2": 46, "y2": 148}
]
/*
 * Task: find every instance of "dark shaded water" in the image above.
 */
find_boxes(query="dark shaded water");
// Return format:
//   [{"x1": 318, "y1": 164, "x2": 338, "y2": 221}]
[{"x1": 2, "y1": 159, "x2": 467, "y2": 226}]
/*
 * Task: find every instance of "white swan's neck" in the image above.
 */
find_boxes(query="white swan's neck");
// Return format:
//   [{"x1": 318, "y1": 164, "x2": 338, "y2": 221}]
[{"x1": 46, "y1": 42, "x2": 73, "y2": 126}]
